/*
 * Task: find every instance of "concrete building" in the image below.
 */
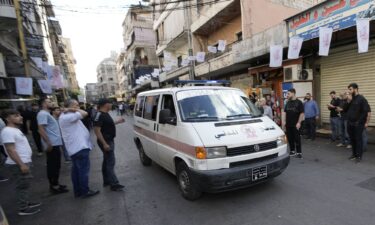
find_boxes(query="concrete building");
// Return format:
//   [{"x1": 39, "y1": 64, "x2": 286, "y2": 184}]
[
  {"x1": 85, "y1": 83, "x2": 99, "y2": 103},
  {"x1": 96, "y1": 51, "x2": 118, "y2": 98},
  {"x1": 121, "y1": 6, "x2": 158, "y2": 95},
  {"x1": 152, "y1": 0, "x2": 193, "y2": 85},
  {"x1": 116, "y1": 50, "x2": 127, "y2": 100},
  {"x1": 61, "y1": 37, "x2": 79, "y2": 92}
]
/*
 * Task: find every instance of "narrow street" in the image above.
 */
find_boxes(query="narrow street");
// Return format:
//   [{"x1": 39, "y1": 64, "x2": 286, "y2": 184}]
[{"x1": 1, "y1": 115, "x2": 374, "y2": 225}]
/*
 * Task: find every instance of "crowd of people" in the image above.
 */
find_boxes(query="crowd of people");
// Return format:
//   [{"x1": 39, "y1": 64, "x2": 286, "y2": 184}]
[
  {"x1": 282, "y1": 83, "x2": 371, "y2": 161},
  {"x1": 0, "y1": 98, "x2": 125, "y2": 216}
]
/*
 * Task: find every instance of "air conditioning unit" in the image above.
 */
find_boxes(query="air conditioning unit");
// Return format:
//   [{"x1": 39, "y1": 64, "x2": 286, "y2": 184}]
[
  {"x1": 298, "y1": 69, "x2": 313, "y2": 81},
  {"x1": 283, "y1": 64, "x2": 302, "y2": 82}
]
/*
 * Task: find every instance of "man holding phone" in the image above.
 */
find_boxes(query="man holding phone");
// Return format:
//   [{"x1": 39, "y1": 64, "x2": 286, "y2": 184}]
[{"x1": 94, "y1": 99, "x2": 125, "y2": 191}]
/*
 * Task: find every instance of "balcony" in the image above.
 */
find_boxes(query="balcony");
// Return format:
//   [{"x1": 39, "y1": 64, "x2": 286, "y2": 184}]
[
  {"x1": 159, "y1": 65, "x2": 189, "y2": 83},
  {"x1": 232, "y1": 22, "x2": 288, "y2": 64},
  {"x1": 156, "y1": 31, "x2": 188, "y2": 56},
  {"x1": 192, "y1": 0, "x2": 239, "y2": 35},
  {"x1": 0, "y1": 0, "x2": 16, "y2": 19}
]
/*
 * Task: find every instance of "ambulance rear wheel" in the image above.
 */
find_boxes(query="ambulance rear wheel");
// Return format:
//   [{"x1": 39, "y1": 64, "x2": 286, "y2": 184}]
[
  {"x1": 139, "y1": 144, "x2": 152, "y2": 166},
  {"x1": 176, "y1": 162, "x2": 202, "y2": 201}
]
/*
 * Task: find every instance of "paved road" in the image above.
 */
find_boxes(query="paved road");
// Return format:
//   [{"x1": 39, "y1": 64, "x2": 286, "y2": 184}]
[{"x1": 1, "y1": 115, "x2": 375, "y2": 225}]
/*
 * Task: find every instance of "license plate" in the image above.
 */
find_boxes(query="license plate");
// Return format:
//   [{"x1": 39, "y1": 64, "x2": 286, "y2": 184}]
[{"x1": 251, "y1": 166, "x2": 268, "y2": 181}]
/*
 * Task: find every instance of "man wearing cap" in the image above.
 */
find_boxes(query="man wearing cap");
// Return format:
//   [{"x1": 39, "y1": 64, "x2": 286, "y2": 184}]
[{"x1": 93, "y1": 99, "x2": 125, "y2": 191}]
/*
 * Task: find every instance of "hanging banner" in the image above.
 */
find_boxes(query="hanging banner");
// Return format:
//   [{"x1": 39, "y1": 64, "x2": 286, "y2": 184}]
[
  {"x1": 269, "y1": 45, "x2": 283, "y2": 67},
  {"x1": 153, "y1": 68, "x2": 160, "y2": 75},
  {"x1": 181, "y1": 59, "x2": 190, "y2": 67},
  {"x1": 356, "y1": 18, "x2": 370, "y2": 53},
  {"x1": 37, "y1": 80, "x2": 52, "y2": 94},
  {"x1": 288, "y1": 36, "x2": 304, "y2": 59},
  {"x1": 15, "y1": 77, "x2": 33, "y2": 95},
  {"x1": 218, "y1": 40, "x2": 226, "y2": 52},
  {"x1": 196, "y1": 52, "x2": 206, "y2": 63},
  {"x1": 208, "y1": 46, "x2": 218, "y2": 53},
  {"x1": 319, "y1": 27, "x2": 333, "y2": 56},
  {"x1": 188, "y1": 56, "x2": 196, "y2": 61},
  {"x1": 51, "y1": 66, "x2": 64, "y2": 89}
]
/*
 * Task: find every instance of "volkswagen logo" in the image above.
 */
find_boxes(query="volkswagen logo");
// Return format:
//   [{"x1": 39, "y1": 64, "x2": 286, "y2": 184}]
[{"x1": 254, "y1": 144, "x2": 260, "y2": 152}]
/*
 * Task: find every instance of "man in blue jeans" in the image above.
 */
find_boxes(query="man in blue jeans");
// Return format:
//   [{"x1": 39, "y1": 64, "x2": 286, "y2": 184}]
[
  {"x1": 327, "y1": 91, "x2": 341, "y2": 143},
  {"x1": 59, "y1": 99, "x2": 99, "y2": 198},
  {"x1": 303, "y1": 93, "x2": 319, "y2": 140},
  {"x1": 94, "y1": 99, "x2": 125, "y2": 191}
]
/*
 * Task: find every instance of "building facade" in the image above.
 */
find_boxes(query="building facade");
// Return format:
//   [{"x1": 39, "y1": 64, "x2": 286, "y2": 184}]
[
  {"x1": 61, "y1": 37, "x2": 79, "y2": 92},
  {"x1": 96, "y1": 51, "x2": 118, "y2": 98},
  {"x1": 121, "y1": 6, "x2": 158, "y2": 95},
  {"x1": 85, "y1": 83, "x2": 99, "y2": 103}
]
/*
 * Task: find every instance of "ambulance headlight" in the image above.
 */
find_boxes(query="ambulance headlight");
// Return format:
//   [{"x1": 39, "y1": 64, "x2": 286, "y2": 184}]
[
  {"x1": 206, "y1": 146, "x2": 227, "y2": 159},
  {"x1": 277, "y1": 135, "x2": 287, "y2": 146}
]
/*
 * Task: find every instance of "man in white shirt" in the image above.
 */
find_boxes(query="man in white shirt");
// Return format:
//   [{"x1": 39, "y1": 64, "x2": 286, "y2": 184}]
[
  {"x1": 59, "y1": 99, "x2": 99, "y2": 198},
  {"x1": 1, "y1": 109, "x2": 41, "y2": 216}
]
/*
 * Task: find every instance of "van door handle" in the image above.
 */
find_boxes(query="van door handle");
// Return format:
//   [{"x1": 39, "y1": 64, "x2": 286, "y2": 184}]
[
  {"x1": 154, "y1": 123, "x2": 156, "y2": 131},
  {"x1": 157, "y1": 124, "x2": 159, "y2": 132}
]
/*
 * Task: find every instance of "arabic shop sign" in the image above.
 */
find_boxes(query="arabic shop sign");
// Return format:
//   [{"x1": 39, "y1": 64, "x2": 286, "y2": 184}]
[{"x1": 287, "y1": 0, "x2": 375, "y2": 40}]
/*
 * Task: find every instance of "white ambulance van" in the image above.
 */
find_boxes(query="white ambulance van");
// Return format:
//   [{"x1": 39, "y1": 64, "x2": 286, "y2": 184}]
[{"x1": 133, "y1": 80, "x2": 289, "y2": 200}]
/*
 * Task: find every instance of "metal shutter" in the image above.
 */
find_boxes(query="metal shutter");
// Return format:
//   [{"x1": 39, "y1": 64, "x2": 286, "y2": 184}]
[{"x1": 320, "y1": 43, "x2": 375, "y2": 126}]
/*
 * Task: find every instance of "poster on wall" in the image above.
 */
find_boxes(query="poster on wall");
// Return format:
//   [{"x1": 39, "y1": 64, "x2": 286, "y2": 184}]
[
  {"x1": 15, "y1": 77, "x2": 33, "y2": 95},
  {"x1": 288, "y1": 36, "x2": 304, "y2": 59},
  {"x1": 319, "y1": 27, "x2": 333, "y2": 56},
  {"x1": 356, "y1": 18, "x2": 370, "y2": 53},
  {"x1": 208, "y1": 46, "x2": 218, "y2": 53},
  {"x1": 269, "y1": 45, "x2": 283, "y2": 67},
  {"x1": 218, "y1": 40, "x2": 226, "y2": 52},
  {"x1": 51, "y1": 66, "x2": 64, "y2": 89},
  {"x1": 196, "y1": 52, "x2": 206, "y2": 62},
  {"x1": 37, "y1": 80, "x2": 52, "y2": 94}
]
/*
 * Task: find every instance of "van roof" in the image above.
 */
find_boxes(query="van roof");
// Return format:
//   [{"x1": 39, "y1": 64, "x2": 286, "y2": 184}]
[{"x1": 137, "y1": 86, "x2": 240, "y2": 96}]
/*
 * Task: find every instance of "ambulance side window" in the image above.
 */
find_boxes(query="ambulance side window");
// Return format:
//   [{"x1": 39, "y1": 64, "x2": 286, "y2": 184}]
[
  {"x1": 135, "y1": 96, "x2": 145, "y2": 117},
  {"x1": 161, "y1": 95, "x2": 176, "y2": 118},
  {"x1": 144, "y1": 95, "x2": 160, "y2": 121}
]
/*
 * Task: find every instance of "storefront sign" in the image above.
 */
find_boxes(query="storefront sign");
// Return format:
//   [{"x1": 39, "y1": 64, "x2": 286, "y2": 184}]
[{"x1": 287, "y1": 0, "x2": 375, "y2": 40}]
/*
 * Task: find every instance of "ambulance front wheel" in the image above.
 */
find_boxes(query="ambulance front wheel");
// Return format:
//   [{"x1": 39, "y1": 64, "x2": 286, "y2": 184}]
[{"x1": 176, "y1": 162, "x2": 202, "y2": 201}]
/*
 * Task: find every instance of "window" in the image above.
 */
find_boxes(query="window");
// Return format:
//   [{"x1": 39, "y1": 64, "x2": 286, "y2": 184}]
[
  {"x1": 143, "y1": 95, "x2": 160, "y2": 121},
  {"x1": 161, "y1": 94, "x2": 176, "y2": 119},
  {"x1": 135, "y1": 96, "x2": 145, "y2": 117},
  {"x1": 177, "y1": 56, "x2": 182, "y2": 67},
  {"x1": 236, "y1": 32, "x2": 243, "y2": 41},
  {"x1": 109, "y1": 78, "x2": 114, "y2": 81}
]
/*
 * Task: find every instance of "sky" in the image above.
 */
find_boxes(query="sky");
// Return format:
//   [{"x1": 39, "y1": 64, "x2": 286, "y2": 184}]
[{"x1": 51, "y1": 0, "x2": 139, "y2": 88}]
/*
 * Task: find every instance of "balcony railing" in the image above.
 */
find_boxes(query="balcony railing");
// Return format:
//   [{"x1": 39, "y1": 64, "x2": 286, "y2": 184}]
[
  {"x1": 0, "y1": 0, "x2": 14, "y2": 5},
  {"x1": 196, "y1": 41, "x2": 235, "y2": 65}
]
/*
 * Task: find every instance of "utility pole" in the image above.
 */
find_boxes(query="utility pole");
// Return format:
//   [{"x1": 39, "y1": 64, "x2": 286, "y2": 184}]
[
  {"x1": 14, "y1": 0, "x2": 30, "y2": 77},
  {"x1": 184, "y1": 0, "x2": 195, "y2": 80}
]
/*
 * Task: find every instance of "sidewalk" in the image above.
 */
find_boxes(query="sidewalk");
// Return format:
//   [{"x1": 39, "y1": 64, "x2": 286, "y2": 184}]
[{"x1": 0, "y1": 133, "x2": 131, "y2": 225}]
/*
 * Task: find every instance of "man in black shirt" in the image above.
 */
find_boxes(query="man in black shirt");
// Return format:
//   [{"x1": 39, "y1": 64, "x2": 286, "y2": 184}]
[
  {"x1": 28, "y1": 103, "x2": 43, "y2": 156},
  {"x1": 94, "y1": 98, "x2": 125, "y2": 191},
  {"x1": 344, "y1": 83, "x2": 370, "y2": 163},
  {"x1": 327, "y1": 91, "x2": 341, "y2": 143},
  {"x1": 284, "y1": 88, "x2": 305, "y2": 158}
]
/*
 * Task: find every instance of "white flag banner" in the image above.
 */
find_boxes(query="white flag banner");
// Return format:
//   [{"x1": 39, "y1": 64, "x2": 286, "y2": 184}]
[
  {"x1": 288, "y1": 36, "x2": 303, "y2": 59},
  {"x1": 164, "y1": 65, "x2": 172, "y2": 71},
  {"x1": 153, "y1": 68, "x2": 160, "y2": 75},
  {"x1": 218, "y1": 40, "x2": 226, "y2": 52},
  {"x1": 37, "y1": 80, "x2": 52, "y2": 94},
  {"x1": 319, "y1": 27, "x2": 333, "y2": 56},
  {"x1": 208, "y1": 46, "x2": 218, "y2": 53},
  {"x1": 196, "y1": 52, "x2": 206, "y2": 63},
  {"x1": 51, "y1": 66, "x2": 64, "y2": 89},
  {"x1": 15, "y1": 77, "x2": 33, "y2": 95},
  {"x1": 188, "y1": 56, "x2": 196, "y2": 61},
  {"x1": 181, "y1": 59, "x2": 190, "y2": 67},
  {"x1": 269, "y1": 45, "x2": 283, "y2": 68},
  {"x1": 356, "y1": 18, "x2": 370, "y2": 53}
]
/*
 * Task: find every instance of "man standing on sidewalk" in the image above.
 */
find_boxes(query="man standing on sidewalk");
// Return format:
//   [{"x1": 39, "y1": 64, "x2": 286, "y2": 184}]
[
  {"x1": 1, "y1": 109, "x2": 41, "y2": 216},
  {"x1": 327, "y1": 91, "x2": 341, "y2": 143},
  {"x1": 37, "y1": 98, "x2": 69, "y2": 194},
  {"x1": 303, "y1": 93, "x2": 319, "y2": 141},
  {"x1": 59, "y1": 99, "x2": 99, "y2": 198},
  {"x1": 345, "y1": 83, "x2": 370, "y2": 163},
  {"x1": 284, "y1": 89, "x2": 305, "y2": 159},
  {"x1": 337, "y1": 92, "x2": 351, "y2": 148},
  {"x1": 94, "y1": 98, "x2": 125, "y2": 191}
]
